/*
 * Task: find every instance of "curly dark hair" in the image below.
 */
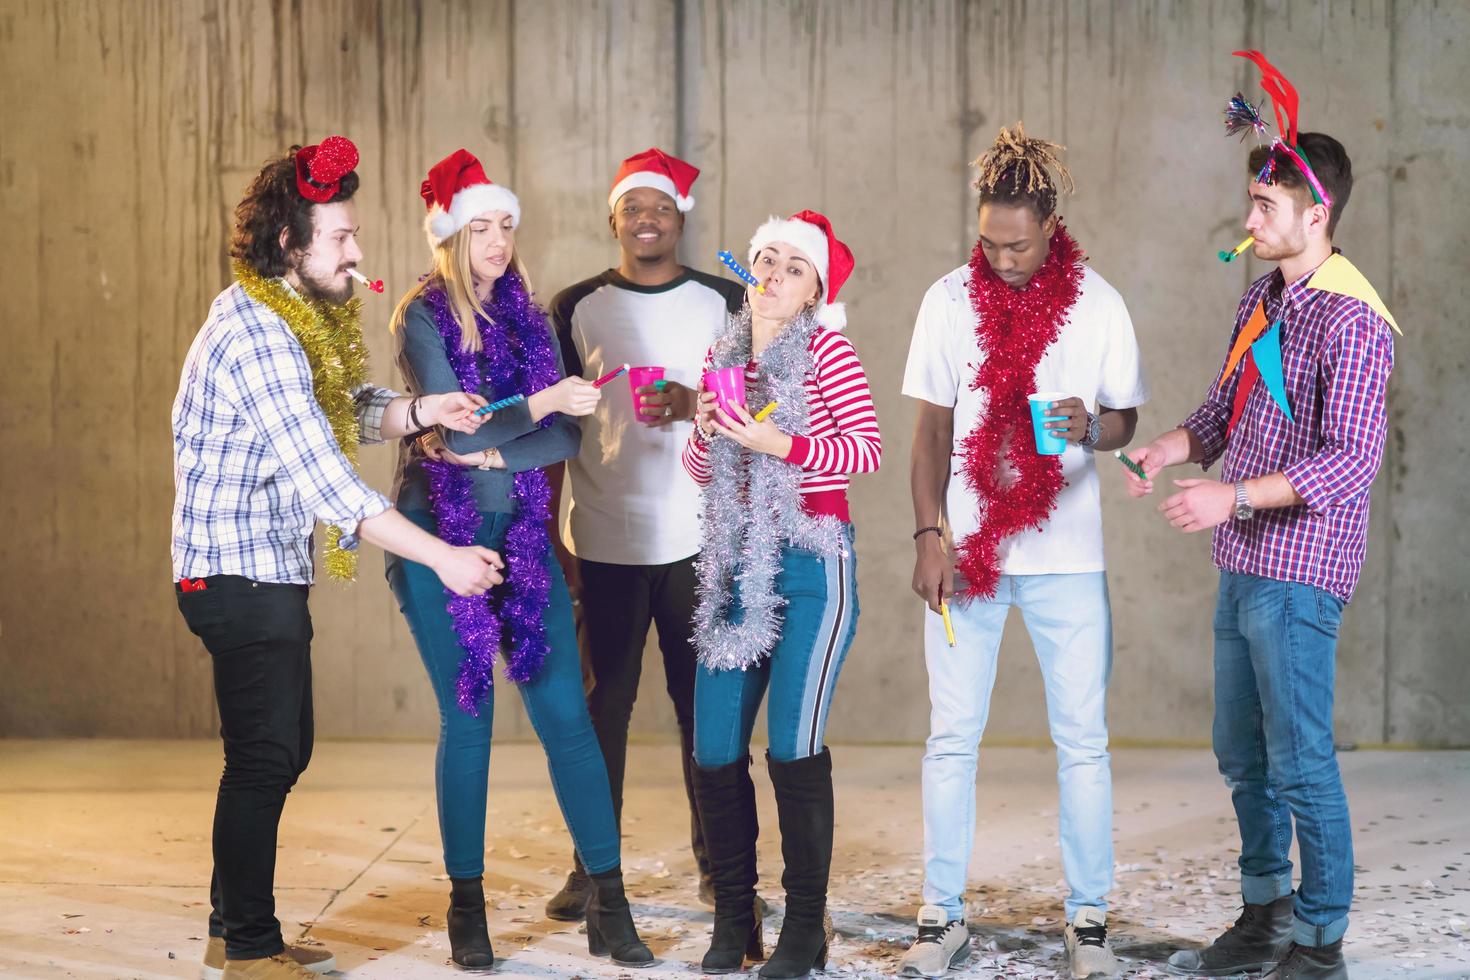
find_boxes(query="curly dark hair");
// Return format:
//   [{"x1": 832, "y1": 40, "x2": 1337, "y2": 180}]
[
  {"x1": 1248, "y1": 132, "x2": 1353, "y2": 236},
  {"x1": 229, "y1": 147, "x2": 360, "y2": 277}
]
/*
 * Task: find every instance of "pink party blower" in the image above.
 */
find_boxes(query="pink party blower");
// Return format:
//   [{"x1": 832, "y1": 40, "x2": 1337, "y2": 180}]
[
  {"x1": 702, "y1": 365, "x2": 747, "y2": 425},
  {"x1": 628, "y1": 366, "x2": 666, "y2": 423}
]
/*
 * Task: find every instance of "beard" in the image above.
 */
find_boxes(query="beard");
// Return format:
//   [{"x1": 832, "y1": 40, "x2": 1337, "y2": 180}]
[
  {"x1": 290, "y1": 258, "x2": 353, "y2": 304},
  {"x1": 1252, "y1": 227, "x2": 1308, "y2": 262}
]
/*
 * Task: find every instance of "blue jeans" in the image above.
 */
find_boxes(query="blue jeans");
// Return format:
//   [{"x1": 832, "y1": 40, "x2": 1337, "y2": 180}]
[
  {"x1": 1213, "y1": 571, "x2": 1352, "y2": 947},
  {"x1": 921, "y1": 572, "x2": 1113, "y2": 923},
  {"x1": 386, "y1": 510, "x2": 620, "y2": 878},
  {"x1": 694, "y1": 531, "x2": 859, "y2": 766}
]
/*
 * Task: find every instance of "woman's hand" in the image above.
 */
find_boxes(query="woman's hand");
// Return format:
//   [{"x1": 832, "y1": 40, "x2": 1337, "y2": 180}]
[
  {"x1": 418, "y1": 431, "x2": 505, "y2": 469},
  {"x1": 422, "y1": 392, "x2": 489, "y2": 434},
  {"x1": 694, "y1": 388, "x2": 720, "y2": 438},
  {"x1": 712, "y1": 401, "x2": 793, "y2": 458},
  {"x1": 529, "y1": 376, "x2": 601, "y2": 420}
]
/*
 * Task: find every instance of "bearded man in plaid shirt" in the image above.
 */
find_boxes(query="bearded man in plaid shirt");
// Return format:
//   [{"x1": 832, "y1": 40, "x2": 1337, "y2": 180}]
[
  {"x1": 173, "y1": 136, "x2": 507, "y2": 980},
  {"x1": 1127, "y1": 131, "x2": 1394, "y2": 980}
]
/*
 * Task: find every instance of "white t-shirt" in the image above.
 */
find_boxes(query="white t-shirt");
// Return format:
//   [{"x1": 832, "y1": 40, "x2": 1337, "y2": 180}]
[
  {"x1": 902, "y1": 262, "x2": 1149, "y2": 575},
  {"x1": 551, "y1": 269, "x2": 743, "y2": 566}
]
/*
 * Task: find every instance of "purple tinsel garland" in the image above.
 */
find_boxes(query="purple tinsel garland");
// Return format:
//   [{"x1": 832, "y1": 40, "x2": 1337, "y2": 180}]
[{"x1": 422, "y1": 271, "x2": 559, "y2": 713}]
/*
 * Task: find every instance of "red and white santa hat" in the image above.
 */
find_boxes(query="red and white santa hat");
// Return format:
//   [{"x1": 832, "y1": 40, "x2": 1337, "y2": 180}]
[
  {"x1": 421, "y1": 149, "x2": 521, "y2": 248},
  {"x1": 747, "y1": 210, "x2": 855, "y2": 330},
  {"x1": 608, "y1": 147, "x2": 698, "y2": 212}
]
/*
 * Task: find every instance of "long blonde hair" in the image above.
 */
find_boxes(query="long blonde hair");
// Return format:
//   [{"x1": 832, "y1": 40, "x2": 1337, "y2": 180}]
[{"x1": 389, "y1": 226, "x2": 535, "y2": 354}]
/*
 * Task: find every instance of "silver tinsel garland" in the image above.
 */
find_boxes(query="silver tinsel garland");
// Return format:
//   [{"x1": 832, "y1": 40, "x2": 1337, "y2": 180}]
[{"x1": 692, "y1": 306, "x2": 846, "y2": 672}]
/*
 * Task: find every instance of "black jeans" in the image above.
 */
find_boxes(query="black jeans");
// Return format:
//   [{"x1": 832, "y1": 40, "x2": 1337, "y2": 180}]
[
  {"x1": 176, "y1": 575, "x2": 313, "y2": 960},
  {"x1": 574, "y1": 556, "x2": 706, "y2": 876}
]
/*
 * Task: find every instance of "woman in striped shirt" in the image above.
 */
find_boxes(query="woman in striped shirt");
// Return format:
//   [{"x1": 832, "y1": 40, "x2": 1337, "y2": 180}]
[{"x1": 682, "y1": 211, "x2": 881, "y2": 979}]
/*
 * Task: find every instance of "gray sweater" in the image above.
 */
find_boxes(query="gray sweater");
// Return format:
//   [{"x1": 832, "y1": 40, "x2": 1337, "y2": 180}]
[{"x1": 390, "y1": 295, "x2": 581, "y2": 514}]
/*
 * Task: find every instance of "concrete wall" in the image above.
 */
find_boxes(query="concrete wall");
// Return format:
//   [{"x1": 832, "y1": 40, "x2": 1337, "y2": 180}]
[{"x1": 2, "y1": 0, "x2": 1466, "y2": 747}]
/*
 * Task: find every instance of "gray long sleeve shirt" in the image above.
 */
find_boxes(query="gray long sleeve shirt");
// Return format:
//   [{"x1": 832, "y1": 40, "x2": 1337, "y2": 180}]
[{"x1": 390, "y1": 295, "x2": 581, "y2": 514}]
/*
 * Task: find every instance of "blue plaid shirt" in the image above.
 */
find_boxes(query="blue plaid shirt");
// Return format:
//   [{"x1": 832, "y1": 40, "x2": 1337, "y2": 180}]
[{"x1": 172, "y1": 281, "x2": 397, "y2": 585}]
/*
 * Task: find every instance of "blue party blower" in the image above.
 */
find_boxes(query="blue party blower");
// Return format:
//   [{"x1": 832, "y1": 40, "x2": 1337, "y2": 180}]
[{"x1": 473, "y1": 393, "x2": 526, "y2": 417}]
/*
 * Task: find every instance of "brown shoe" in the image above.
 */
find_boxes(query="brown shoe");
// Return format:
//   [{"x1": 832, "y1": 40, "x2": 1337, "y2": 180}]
[
  {"x1": 205, "y1": 938, "x2": 337, "y2": 979},
  {"x1": 219, "y1": 949, "x2": 331, "y2": 979}
]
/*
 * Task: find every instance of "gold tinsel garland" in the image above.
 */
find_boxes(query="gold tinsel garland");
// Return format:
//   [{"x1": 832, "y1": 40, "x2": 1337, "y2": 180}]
[{"x1": 233, "y1": 261, "x2": 369, "y2": 581}]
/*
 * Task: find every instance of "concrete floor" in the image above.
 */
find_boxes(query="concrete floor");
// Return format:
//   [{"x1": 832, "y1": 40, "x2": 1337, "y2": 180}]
[{"x1": 0, "y1": 741, "x2": 1465, "y2": 979}]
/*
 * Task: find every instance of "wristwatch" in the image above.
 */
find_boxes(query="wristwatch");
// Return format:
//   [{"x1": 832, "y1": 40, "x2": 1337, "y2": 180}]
[
  {"x1": 1233, "y1": 481, "x2": 1255, "y2": 521},
  {"x1": 1079, "y1": 411, "x2": 1103, "y2": 448}
]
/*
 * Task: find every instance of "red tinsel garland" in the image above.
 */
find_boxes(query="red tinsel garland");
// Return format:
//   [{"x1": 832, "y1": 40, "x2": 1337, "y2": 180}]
[{"x1": 955, "y1": 226, "x2": 1085, "y2": 599}]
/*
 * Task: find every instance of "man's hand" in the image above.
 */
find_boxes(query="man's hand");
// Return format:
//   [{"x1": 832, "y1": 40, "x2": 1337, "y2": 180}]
[
  {"x1": 1161, "y1": 478, "x2": 1235, "y2": 533},
  {"x1": 1044, "y1": 395, "x2": 1091, "y2": 443},
  {"x1": 712, "y1": 401, "x2": 794, "y2": 458},
  {"x1": 1122, "y1": 442, "x2": 1171, "y2": 497},
  {"x1": 432, "y1": 545, "x2": 505, "y2": 596},
  {"x1": 1120, "y1": 428, "x2": 1202, "y2": 497},
  {"x1": 911, "y1": 535, "x2": 953, "y2": 614},
  {"x1": 423, "y1": 392, "x2": 489, "y2": 434},
  {"x1": 635, "y1": 380, "x2": 695, "y2": 425}
]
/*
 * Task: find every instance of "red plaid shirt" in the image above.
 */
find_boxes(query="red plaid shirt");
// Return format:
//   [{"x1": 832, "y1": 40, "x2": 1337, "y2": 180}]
[{"x1": 1180, "y1": 255, "x2": 1395, "y2": 601}]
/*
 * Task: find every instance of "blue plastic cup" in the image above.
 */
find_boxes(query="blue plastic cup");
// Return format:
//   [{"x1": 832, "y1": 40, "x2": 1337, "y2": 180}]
[{"x1": 1028, "y1": 392, "x2": 1069, "y2": 455}]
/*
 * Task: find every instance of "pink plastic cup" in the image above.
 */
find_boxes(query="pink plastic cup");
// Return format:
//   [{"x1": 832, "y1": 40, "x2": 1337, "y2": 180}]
[
  {"x1": 628, "y1": 366, "x2": 666, "y2": 423},
  {"x1": 702, "y1": 365, "x2": 748, "y2": 425}
]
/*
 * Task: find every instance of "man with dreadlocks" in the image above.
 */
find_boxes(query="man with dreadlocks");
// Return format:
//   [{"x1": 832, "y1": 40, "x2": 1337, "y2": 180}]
[{"x1": 899, "y1": 123, "x2": 1148, "y2": 979}]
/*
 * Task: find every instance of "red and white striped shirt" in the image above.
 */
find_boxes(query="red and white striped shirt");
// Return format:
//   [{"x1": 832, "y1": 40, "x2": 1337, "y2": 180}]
[{"x1": 682, "y1": 328, "x2": 882, "y2": 521}]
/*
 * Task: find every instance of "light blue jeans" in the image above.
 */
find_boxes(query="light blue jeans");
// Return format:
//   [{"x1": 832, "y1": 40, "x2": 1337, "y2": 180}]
[
  {"x1": 921, "y1": 572, "x2": 1113, "y2": 923},
  {"x1": 1213, "y1": 571, "x2": 1352, "y2": 947}
]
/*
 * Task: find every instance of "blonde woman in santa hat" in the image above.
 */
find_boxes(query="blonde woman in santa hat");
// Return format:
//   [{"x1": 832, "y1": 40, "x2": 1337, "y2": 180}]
[
  {"x1": 681, "y1": 211, "x2": 882, "y2": 978},
  {"x1": 384, "y1": 149, "x2": 653, "y2": 971}
]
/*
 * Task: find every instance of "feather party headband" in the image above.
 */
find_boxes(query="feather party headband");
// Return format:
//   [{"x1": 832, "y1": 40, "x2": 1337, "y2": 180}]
[{"x1": 1227, "y1": 50, "x2": 1332, "y2": 208}]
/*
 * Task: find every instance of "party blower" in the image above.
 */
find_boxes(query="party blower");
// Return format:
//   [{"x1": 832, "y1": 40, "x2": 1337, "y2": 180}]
[
  {"x1": 717, "y1": 250, "x2": 765, "y2": 293},
  {"x1": 1217, "y1": 236, "x2": 1255, "y2": 263},
  {"x1": 473, "y1": 393, "x2": 526, "y2": 417},
  {"x1": 593, "y1": 363, "x2": 630, "y2": 388},
  {"x1": 346, "y1": 268, "x2": 384, "y2": 293}
]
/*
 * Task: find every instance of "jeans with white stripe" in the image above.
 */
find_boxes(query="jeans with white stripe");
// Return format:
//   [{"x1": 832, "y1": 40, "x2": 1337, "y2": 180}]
[{"x1": 693, "y1": 528, "x2": 859, "y2": 766}]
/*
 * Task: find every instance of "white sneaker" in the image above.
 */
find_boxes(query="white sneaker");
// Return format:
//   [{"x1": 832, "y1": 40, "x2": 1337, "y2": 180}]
[
  {"x1": 898, "y1": 904, "x2": 970, "y2": 977},
  {"x1": 1065, "y1": 907, "x2": 1120, "y2": 979}
]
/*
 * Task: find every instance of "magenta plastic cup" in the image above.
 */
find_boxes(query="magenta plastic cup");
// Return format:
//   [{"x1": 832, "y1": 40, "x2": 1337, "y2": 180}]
[
  {"x1": 702, "y1": 365, "x2": 748, "y2": 425},
  {"x1": 628, "y1": 366, "x2": 666, "y2": 423}
]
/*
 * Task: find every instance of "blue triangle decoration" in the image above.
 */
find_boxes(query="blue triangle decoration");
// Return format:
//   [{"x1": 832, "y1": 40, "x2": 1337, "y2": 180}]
[{"x1": 1250, "y1": 320, "x2": 1293, "y2": 422}]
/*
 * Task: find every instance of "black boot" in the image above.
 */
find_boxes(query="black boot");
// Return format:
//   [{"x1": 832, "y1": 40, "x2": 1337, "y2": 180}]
[
  {"x1": 585, "y1": 866, "x2": 655, "y2": 968},
  {"x1": 447, "y1": 876, "x2": 495, "y2": 971},
  {"x1": 1262, "y1": 940, "x2": 1348, "y2": 979},
  {"x1": 760, "y1": 749, "x2": 834, "y2": 980},
  {"x1": 1166, "y1": 893, "x2": 1295, "y2": 976},
  {"x1": 545, "y1": 854, "x2": 591, "y2": 921},
  {"x1": 693, "y1": 757, "x2": 766, "y2": 973}
]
